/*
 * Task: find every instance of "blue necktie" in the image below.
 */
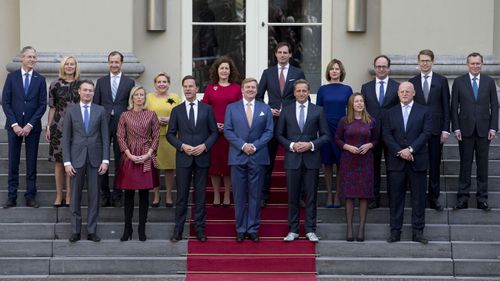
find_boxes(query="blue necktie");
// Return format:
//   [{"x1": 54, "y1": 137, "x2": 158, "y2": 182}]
[
  {"x1": 83, "y1": 105, "x2": 89, "y2": 133},
  {"x1": 111, "y1": 76, "x2": 118, "y2": 101},
  {"x1": 189, "y1": 102, "x2": 195, "y2": 128},
  {"x1": 378, "y1": 81, "x2": 385, "y2": 105},
  {"x1": 472, "y1": 77, "x2": 479, "y2": 100},
  {"x1": 403, "y1": 105, "x2": 409, "y2": 131},
  {"x1": 24, "y1": 73, "x2": 30, "y2": 96},
  {"x1": 299, "y1": 104, "x2": 305, "y2": 132}
]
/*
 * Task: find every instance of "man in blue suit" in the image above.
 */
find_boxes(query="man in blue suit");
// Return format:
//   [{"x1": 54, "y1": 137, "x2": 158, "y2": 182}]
[
  {"x1": 224, "y1": 78, "x2": 274, "y2": 242},
  {"x1": 361, "y1": 55, "x2": 400, "y2": 209},
  {"x1": 2, "y1": 46, "x2": 47, "y2": 208},
  {"x1": 256, "y1": 42, "x2": 306, "y2": 207},
  {"x1": 383, "y1": 82, "x2": 432, "y2": 244}
]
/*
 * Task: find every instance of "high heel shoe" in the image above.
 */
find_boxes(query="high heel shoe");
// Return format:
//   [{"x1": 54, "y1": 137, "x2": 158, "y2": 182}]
[
  {"x1": 138, "y1": 224, "x2": 147, "y2": 242},
  {"x1": 151, "y1": 199, "x2": 160, "y2": 208},
  {"x1": 356, "y1": 225, "x2": 365, "y2": 242},
  {"x1": 120, "y1": 225, "x2": 133, "y2": 241},
  {"x1": 346, "y1": 225, "x2": 354, "y2": 242}
]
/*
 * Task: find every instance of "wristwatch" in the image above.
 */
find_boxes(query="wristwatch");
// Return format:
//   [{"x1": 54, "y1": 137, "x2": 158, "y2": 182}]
[{"x1": 408, "y1": 146, "x2": 414, "y2": 154}]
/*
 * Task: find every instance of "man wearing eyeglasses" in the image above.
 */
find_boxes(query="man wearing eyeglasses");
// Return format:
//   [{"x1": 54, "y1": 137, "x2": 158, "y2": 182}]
[{"x1": 361, "y1": 55, "x2": 400, "y2": 209}]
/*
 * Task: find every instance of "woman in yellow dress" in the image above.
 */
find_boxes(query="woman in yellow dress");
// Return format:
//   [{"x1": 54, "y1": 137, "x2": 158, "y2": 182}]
[{"x1": 146, "y1": 72, "x2": 181, "y2": 207}]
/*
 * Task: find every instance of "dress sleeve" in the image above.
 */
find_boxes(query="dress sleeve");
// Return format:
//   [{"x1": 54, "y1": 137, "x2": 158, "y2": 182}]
[
  {"x1": 116, "y1": 112, "x2": 129, "y2": 152},
  {"x1": 48, "y1": 81, "x2": 58, "y2": 108},
  {"x1": 334, "y1": 117, "x2": 346, "y2": 149},
  {"x1": 150, "y1": 111, "x2": 160, "y2": 151},
  {"x1": 201, "y1": 87, "x2": 211, "y2": 104}
]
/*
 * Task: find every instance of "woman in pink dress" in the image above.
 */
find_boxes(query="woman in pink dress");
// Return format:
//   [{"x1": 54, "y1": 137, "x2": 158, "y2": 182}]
[
  {"x1": 116, "y1": 86, "x2": 160, "y2": 241},
  {"x1": 201, "y1": 56, "x2": 242, "y2": 206}
]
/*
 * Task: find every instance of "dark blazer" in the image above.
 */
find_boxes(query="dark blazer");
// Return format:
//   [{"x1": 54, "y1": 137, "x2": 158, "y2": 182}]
[
  {"x1": 62, "y1": 103, "x2": 110, "y2": 168},
  {"x1": 2, "y1": 69, "x2": 47, "y2": 132},
  {"x1": 451, "y1": 73, "x2": 499, "y2": 137},
  {"x1": 361, "y1": 78, "x2": 400, "y2": 125},
  {"x1": 224, "y1": 100, "x2": 274, "y2": 165},
  {"x1": 409, "y1": 72, "x2": 450, "y2": 135},
  {"x1": 93, "y1": 74, "x2": 135, "y2": 125},
  {"x1": 256, "y1": 65, "x2": 306, "y2": 110},
  {"x1": 167, "y1": 101, "x2": 218, "y2": 168},
  {"x1": 382, "y1": 102, "x2": 432, "y2": 172},
  {"x1": 275, "y1": 102, "x2": 331, "y2": 169}
]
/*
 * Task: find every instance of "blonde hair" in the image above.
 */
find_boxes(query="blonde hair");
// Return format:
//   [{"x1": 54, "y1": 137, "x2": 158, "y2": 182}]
[
  {"x1": 58, "y1": 56, "x2": 80, "y2": 81},
  {"x1": 127, "y1": 86, "x2": 148, "y2": 110},
  {"x1": 346, "y1": 92, "x2": 372, "y2": 124},
  {"x1": 153, "y1": 72, "x2": 171, "y2": 84}
]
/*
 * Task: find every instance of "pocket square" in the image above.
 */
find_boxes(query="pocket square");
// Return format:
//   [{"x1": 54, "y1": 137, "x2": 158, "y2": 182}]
[
  {"x1": 288, "y1": 79, "x2": 296, "y2": 82},
  {"x1": 259, "y1": 111, "x2": 265, "y2": 116}
]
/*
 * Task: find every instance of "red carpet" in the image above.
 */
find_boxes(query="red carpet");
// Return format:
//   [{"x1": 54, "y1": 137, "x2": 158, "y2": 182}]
[{"x1": 186, "y1": 152, "x2": 317, "y2": 281}]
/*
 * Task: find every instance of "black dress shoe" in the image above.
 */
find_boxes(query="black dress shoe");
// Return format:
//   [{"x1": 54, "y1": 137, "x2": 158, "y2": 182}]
[
  {"x1": 3, "y1": 199, "x2": 16, "y2": 208},
  {"x1": 412, "y1": 234, "x2": 429, "y2": 244},
  {"x1": 113, "y1": 199, "x2": 123, "y2": 208},
  {"x1": 477, "y1": 201, "x2": 491, "y2": 211},
  {"x1": 87, "y1": 233, "x2": 101, "y2": 242},
  {"x1": 26, "y1": 198, "x2": 39, "y2": 208},
  {"x1": 236, "y1": 232, "x2": 245, "y2": 242},
  {"x1": 387, "y1": 232, "x2": 401, "y2": 243},
  {"x1": 170, "y1": 233, "x2": 182, "y2": 242},
  {"x1": 454, "y1": 200, "x2": 468, "y2": 210},
  {"x1": 248, "y1": 233, "x2": 259, "y2": 242},
  {"x1": 368, "y1": 200, "x2": 380, "y2": 209},
  {"x1": 101, "y1": 197, "x2": 111, "y2": 207},
  {"x1": 429, "y1": 199, "x2": 443, "y2": 211},
  {"x1": 196, "y1": 231, "x2": 207, "y2": 242},
  {"x1": 69, "y1": 233, "x2": 81, "y2": 243}
]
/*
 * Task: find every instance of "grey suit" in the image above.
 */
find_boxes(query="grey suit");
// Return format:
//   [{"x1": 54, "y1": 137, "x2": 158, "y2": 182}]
[{"x1": 63, "y1": 103, "x2": 110, "y2": 235}]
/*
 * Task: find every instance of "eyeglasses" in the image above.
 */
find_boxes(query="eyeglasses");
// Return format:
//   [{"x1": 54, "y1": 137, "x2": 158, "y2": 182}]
[{"x1": 375, "y1": 65, "x2": 388, "y2": 69}]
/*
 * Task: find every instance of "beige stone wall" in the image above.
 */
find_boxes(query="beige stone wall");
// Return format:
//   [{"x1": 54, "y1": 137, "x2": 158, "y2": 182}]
[
  {"x1": 494, "y1": 1, "x2": 500, "y2": 60},
  {"x1": 0, "y1": 0, "x2": 20, "y2": 92}
]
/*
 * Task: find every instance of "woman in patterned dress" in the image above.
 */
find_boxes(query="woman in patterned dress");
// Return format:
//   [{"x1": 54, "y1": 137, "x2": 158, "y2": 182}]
[
  {"x1": 316, "y1": 59, "x2": 353, "y2": 208},
  {"x1": 335, "y1": 93, "x2": 378, "y2": 242},
  {"x1": 116, "y1": 86, "x2": 160, "y2": 242},
  {"x1": 201, "y1": 56, "x2": 242, "y2": 206},
  {"x1": 146, "y1": 73, "x2": 180, "y2": 207},
  {"x1": 45, "y1": 56, "x2": 81, "y2": 207}
]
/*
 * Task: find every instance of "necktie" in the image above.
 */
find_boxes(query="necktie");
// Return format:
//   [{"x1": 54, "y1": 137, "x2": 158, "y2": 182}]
[
  {"x1": 189, "y1": 102, "x2": 195, "y2": 128},
  {"x1": 24, "y1": 73, "x2": 30, "y2": 96},
  {"x1": 423, "y1": 75, "x2": 430, "y2": 102},
  {"x1": 83, "y1": 105, "x2": 90, "y2": 133},
  {"x1": 111, "y1": 76, "x2": 118, "y2": 101},
  {"x1": 378, "y1": 81, "x2": 385, "y2": 106},
  {"x1": 279, "y1": 66, "x2": 285, "y2": 95},
  {"x1": 246, "y1": 102, "x2": 253, "y2": 127},
  {"x1": 298, "y1": 104, "x2": 305, "y2": 132},
  {"x1": 472, "y1": 77, "x2": 479, "y2": 100},
  {"x1": 403, "y1": 105, "x2": 409, "y2": 131}
]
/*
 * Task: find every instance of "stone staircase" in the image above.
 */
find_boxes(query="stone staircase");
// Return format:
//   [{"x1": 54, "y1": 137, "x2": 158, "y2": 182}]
[{"x1": 0, "y1": 129, "x2": 499, "y2": 279}]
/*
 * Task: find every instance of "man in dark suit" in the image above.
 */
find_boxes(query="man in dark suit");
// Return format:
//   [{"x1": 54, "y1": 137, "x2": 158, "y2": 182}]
[
  {"x1": 93, "y1": 51, "x2": 135, "y2": 207},
  {"x1": 383, "y1": 82, "x2": 432, "y2": 244},
  {"x1": 63, "y1": 80, "x2": 110, "y2": 243},
  {"x1": 167, "y1": 75, "x2": 218, "y2": 242},
  {"x1": 361, "y1": 55, "x2": 400, "y2": 209},
  {"x1": 276, "y1": 79, "x2": 330, "y2": 243},
  {"x1": 409, "y1": 49, "x2": 450, "y2": 211},
  {"x1": 451, "y1": 52, "x2": 499, "y2": 211},
  {"x1": 224, "y1": 78, "x2": 274, "y2": 242},
  {"x1": 256, "y1": 42, "x2": 306, "y2": 207},
  {"x1": 2, "y1": 46, "x2": 47, "y2": 208}
]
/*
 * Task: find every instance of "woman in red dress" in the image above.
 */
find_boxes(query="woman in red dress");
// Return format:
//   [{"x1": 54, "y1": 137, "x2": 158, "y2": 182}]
[
  {"x1": 201, "y1": 56, "x2": 242, "y2": 206},
  {"x1": 116, "y1": 86, "x2": 160, "y2": 241}
]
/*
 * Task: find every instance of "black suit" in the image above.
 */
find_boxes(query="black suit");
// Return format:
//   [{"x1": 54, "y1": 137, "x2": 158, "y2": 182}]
[
  {"x1": 451, "y1": 73, "x2": 499, "y2": 203},
  {"x1": 409, "y1": 72, "x2": 450, "y2": 201},
  {"x1": 275, "y1": 102, "x2": 330, "y2": 234},
  {"x1": 93, "y1": 73, "x2": 135, "y2": 202},
  {"x1": 256, "y1": 64, "x2": 305, "y2": 202},
  {"x1": 383, "y1": 102, "x2": 431, "y2": 236},
  {"x1": 167, "y1": 101, "x2": 218, "y2": 236},
  {"x1": 361, "y1": 78, "x2": 400, "y2": 204}
]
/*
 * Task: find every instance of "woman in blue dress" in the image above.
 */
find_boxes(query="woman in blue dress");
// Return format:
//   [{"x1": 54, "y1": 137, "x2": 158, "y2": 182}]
[{"x1": 316, "y1": 59, "x2": 353, "y2": 208}]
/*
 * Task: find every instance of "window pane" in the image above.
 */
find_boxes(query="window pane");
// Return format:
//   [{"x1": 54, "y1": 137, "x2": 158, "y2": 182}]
[
  {"x1": 269, "y1": 0, "x2": 321, "y2": 23},
  {"x1": 268, "y1": 25, "x2": 321, "y2": 93},
  {"x1": 193, "y1": 25, "x2": 246, "y2": 91},
  {"x1": 193, "y1": 0, "x2": 246, "y2": 22}
]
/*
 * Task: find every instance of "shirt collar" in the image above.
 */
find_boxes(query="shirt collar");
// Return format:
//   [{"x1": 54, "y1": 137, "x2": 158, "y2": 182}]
[
  {"x1": 401, "y1": 101, "x2": 414, "y2": 108},
  {"x1": 185, "y1": 99, "x2": 198, "y2": 106},
  {"x1": 376, "y1": 77, "x2": 389, "y2": 84},
  {"x1": 110, "y1": 72, "x2": 122, "y2": 78},
  {"x1": 421, "y1": 71, "x2": 433, "y2": 79},
  {"x1": 21, "y1": 68, "x2": 33, "y2": 76},
  {"x1": 469, "y1": 73, "x2": 480, "y2": 80},
  {"x1": 296, "y1": 101, "x2": 308, "y2": 108},
  {"x1": 243, "y1": 98, "x2": 254, "y2": 106},
  {"x1": 80, "y1": 102, "x2": 92, "y2": 107},
  {"x1": 278, "y1": 63, "x2": 290, "y2": 70}
]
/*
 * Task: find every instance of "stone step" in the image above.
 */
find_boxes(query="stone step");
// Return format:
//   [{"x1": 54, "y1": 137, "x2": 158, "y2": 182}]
[
  {"x1": 0, "y1": 240, "x2": 53, "y2": 257},
  {"x1": 450, "y1": 225, "x2": 500, "y2": 241},
  {"x1": 317, "y1": 241, "x2": 452, "y2": 258},
  {"x1": 53, "y1": 240, "x2": 186, "y2": 257},
  {"x1": 442, "y1": 144, "x2": 500, "y2": 160},
  {"x1": 0, "y1": 257, "x2": 50, "y2": 275},
  {"x1": 452, "y1": 241, "x2": 500, "y2": 259},
  {"x1": 454, "y1": 259, "x2": 500, "y2": 277}
]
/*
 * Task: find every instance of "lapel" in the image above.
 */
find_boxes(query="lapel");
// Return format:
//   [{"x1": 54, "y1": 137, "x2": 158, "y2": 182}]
[
  {"x1": 465, "y1": 75, "x2": 476, "y2": 99},
  {"x1": 238, "y1": 101, "x2": 251, "y2": 129},
  {"x1": 87, "y1": 104, "x2": 99, "y2": 135},
  {"x1": 115, "y1": 75, "x2": 126, "y2": 101},
  {"x1": 103, "y1": 75, "x2": 112, "y2": 102},
  {"x1": 272, "y1": 65, "x2": 281, "y2": 94},
  {"x1": 73, "y1": 104, "x2": 86, "y2": 135}
]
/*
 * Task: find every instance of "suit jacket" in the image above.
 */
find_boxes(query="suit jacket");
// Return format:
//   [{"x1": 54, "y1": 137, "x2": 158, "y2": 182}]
[
  {"x1": 2, "y1": 69, "x2": 47, "y2": 132},
  {"x1": 224, "y1": 100, "x2": 274, "y2": 165},
  {"x1": 409, "y1": 72, "x2": 450, "y2": 135},
  {"x1": 93, "y1": 74, "x2": 135, "y2": 126},
  {"x1": 275, "y1": 102, "x2": 331, "y2": 169},
  {"x1": 451, "y1": 73, "x2": 499, "y2": 137},
  {"x1": 256, "y1": 65, "x2": 306, "y2": 110},
  {"x1": 361, "y1": 78, "x2": 400, "y2": 125},
  {"x1": 62, "y1": 103, "x2": 110, "y2": 168},
  {"x1": 382, "y1": 102, "x2": 432, "y2": 172},
  {"x1": 166, "y1": 101, "x2": 218, "y2": 168}
]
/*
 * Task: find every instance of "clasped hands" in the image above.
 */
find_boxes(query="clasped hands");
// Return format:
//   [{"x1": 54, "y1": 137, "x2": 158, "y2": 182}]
[
  {"x1": 292, "y1": 141, "x2": 312, "y2": 153},
  {"x1": 181, "y1": 143, "x2": 207, "y2": 156},
  {"x1": 343, "y1": 143, "x2": 373, "y2": 155},
  {"x1": 242, "y1": 143, "x2": 256, "y2": 155},
  {"x1": 397, "y1": 148, "x2": 414, "y2": 161},
  {"x1": 13, "y1": 124, "x2": 32, "y2": 137}
]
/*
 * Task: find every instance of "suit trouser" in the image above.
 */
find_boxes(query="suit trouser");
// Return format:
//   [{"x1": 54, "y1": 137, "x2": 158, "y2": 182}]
[
  {"x1": 286, "y1": 162, "x2": 319, "y2": 234},
  {"x1": 174, "y1": 162, "x2": 208, "y2": 235},
  {"x1": 7, "y1": 129, "x2": 40, "y2": 201},
  {"x1": 427, "y1": 134, "x2": 443, "y2": 200},
  {"x1": 388, "y1": 165, "x2": 426, "y2": 235},
  {"x1": 372, "y1": 141, "x2": 388, "y2": 203},
  {"x1": 100, "y1": 116, "x2": 122, "y2": 200},
  {"x1": 262, "y1": 131, "x2": 279, "y2": 201},
  {"x1": 231, "y1": 162, "x2": 265, "y2": 234},
  {"x1": 71, "y1": 161, "x2": 100, "y2": 234},
  {"x1": 457, "y1": 130, "x2": 490, "y2": 203}
]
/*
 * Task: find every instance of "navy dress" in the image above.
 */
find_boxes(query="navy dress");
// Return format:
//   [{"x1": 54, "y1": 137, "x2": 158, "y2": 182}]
[{"x1": 316, "y1": 83, "x2": 353, "y2": 165}]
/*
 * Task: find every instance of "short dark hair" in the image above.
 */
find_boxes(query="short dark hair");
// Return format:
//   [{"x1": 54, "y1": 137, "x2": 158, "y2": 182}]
[
  {"x1": 373, "y1": 55, "x2": 391, "y2": 68},
  {"x1": 208, "y1": 56, "x2": 240, "y2": 84},
  {"x1": 108, "y1": 51, "x2": 124, "y2": 62},
  {"x1": 467, "y1": 52, "x2": 483, "y2": 63},
  {"x1": 20, "y1": 46, "x2": 36, "y2": 55},
  {"x1": 293, "y1": 79, "x2": 309, "y2": 90},
  {"x1": 275, "y1": 42, "x2": 292, "y2": 53},
  {"x1": 418, "y1": 49, "x2": 435, "y2": 61},
  {"x1": 79, "y1": 79, "x2": 95, "y2": 88},
  {"x1": 325, "y1": 59, "x2": 346, "y2": 82},
  {"x1": 182, "y1": 75, "x2": 198, "y2": 86},
  {"x1": 241, "y1": 77, "x2": 258, "y2": 88}
]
